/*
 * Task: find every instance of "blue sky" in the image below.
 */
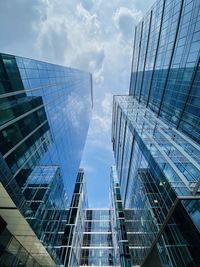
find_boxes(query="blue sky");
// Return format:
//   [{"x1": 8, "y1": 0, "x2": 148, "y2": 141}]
[{"x1": 0, "y1": 0, "x2": 154, "y2": 207}]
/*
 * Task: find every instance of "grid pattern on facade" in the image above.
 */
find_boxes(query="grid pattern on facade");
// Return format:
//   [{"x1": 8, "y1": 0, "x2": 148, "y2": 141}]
[
  {"x1": 112, "y1": 95, "x2": 200, "y2": 267},
  {"x1": 0, "y1": 53, "x2": 92, "y2": 199},
  {"x1": 80, "y1": 209, "x2": 115, "y2": 266},
  {"x1": 0, "y1": 53, "x2": 92, "y2": 265},
  {"x1": 61, "y1": 170, "x2": 87, "y2": 267},
  {"x1": 130, "y1": 0, "x2": 200, "y2": 144}
]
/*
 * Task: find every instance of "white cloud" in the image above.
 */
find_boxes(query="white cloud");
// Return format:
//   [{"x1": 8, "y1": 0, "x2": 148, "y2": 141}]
[
  {"x1": 88, "y1": 93, "x2": 113, "y2": 139},
  {"x1": 72, "y1": 44, "x2": 105, "y2": 83},
  {"x1": 113, "y1": 6, "x2": 142, "y2": 43},
  {"x1": 35, "y1": 15, "x2": 71, "y2": 63},
  {"x1": 33, "y1": 0, "x2": 105, "y2": 82},
  {"x1": 76, "y1": 3, "x2": 100, "y2": 34},
  {"x1": 102, "y1": 92, "x2": 113, "y2": 114},
  {"x1": 93, "y1": 68, "x2": 104, "y2": 84}
]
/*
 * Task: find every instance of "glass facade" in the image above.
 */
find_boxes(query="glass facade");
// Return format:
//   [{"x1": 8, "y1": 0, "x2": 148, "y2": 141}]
[
  {"x1": 0, "y1": 53, "x2": 92, "y2": 265},
  {"x1": 61, "y1": 169, "x2": 88, "y2": 267},
  {"x1": 80, "y1": 209, "x2": 115, "y2": 266},
  {"x1": 130, "y1": 0, "x2": 200, "y2": 144},
  {"x1": 112, "y1": 0, "x2": 200, "y2": 266},
  {"x1": 110, "y1": 166, "x2": 131, "y2": 267},
  {"x1": 58, "y1": 170, "x2": 122, "y2": 267},
  {"x1": 23, "y1": 165, "x2": 67, "y2": 261},
  {"x1": 112, "y1": 96, "x2": 200, "y2": 266}
]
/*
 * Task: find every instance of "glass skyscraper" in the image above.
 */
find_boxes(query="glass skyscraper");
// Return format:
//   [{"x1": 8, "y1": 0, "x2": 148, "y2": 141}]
[
  {"x1": 130, "y1": 0, "x2": 200, "y2": 144},
  {"x1": 0, "y1": 53, "x2": 93, "y2": 265},
  {"x1": 112, "y1": 0, "x2": 200, "y2": 266}
]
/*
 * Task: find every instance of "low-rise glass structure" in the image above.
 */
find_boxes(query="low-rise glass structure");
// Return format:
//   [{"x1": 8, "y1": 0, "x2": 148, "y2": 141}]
[
  {"x1": 61, "y1": 169, "x2": 88, "y2": 267},
  {"x1": 110, "y1": 166, "x2": 131, "y2": 267},
  {"x1": 80, "y1": 209, "x2": 115, "y2": 266}
]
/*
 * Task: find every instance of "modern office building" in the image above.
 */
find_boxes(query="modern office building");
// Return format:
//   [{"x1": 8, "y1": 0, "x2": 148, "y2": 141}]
[
  {"x1": 112, "y1": 0, "x2": 200, "y2": 266},
  {"x1": 130, "y1": 0, "x2": 200, "y2": 144},
  {"x1": 0, "y1": 53, "x2": 93, "y2": 266},
  {"x1": 112, "y1": 95, "x2": 200, "y2": 267}
]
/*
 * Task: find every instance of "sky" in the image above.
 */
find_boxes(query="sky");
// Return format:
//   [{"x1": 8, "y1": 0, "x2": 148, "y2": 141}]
[{"x1": 0, "y1": 0, "x2": 154, "y2": 207}]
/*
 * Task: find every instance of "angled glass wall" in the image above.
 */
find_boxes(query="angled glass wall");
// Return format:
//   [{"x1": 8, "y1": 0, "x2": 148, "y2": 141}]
[{"x1": 0, "y1": 53, "x2": 93, "y2": 265}]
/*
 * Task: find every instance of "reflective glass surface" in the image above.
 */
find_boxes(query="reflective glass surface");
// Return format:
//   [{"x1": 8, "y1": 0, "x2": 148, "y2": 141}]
[
  {"x1": 130, "y1": 0, "x2": 200, "y2": 144},
  {"x1": 80, "y1": 209, "x2": 115, "y2": 266},
  {"x1": 112, "y1": 95, "x2": 200, "y2": 266},
  {"x1": 61, "y1": 170, "x2": 87, "y2": 267},
  {"x1": 15, "y1": 55, "x2": 93, "y2": 199},
  {"x1": 0, "y1": 53, "x2": 92, "y2": 265}
]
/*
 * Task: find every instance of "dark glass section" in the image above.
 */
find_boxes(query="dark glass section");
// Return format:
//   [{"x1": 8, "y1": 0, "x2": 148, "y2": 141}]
[
  {"x1": 154, "y1": 200, "x2": 200, "y2": 267},
  {"x1": 0, "y1": 54, "x2": 24, "y2": 95}
]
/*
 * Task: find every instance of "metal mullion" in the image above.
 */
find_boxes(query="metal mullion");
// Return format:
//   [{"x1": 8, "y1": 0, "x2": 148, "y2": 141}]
[
  {"x1": 0, "y1": 81, "x2": 67, "y2": 99},
  {"x1": 129, "y1": 26, "x2": 137, "y2": 95},
  {"x1": 158, "y1": 126, "x2": 200, "y2": 174},
  {"x1": 157, "y1": 0, "x2": 185, "y2": 117},
  {"x1": 139, "y1": 11, "x2": 153, "y2": 103},
  {"x1": 3, "y1": 120, "x2": 48, "y2": 159},
  {"x1": 11, "y1": 132, "x2": 50, "y2": 180},
  {"x1": 148, "y1": 135, "x2": 191, "y2": 190},
  {"x1": 116, "y1": 111, "x2": 122, "y2": 171},
  {"x1": 124, "y1": 134, "x2": 135, "y2": 207},
  {"x1": 142, "y1": 115, "x2": 200, "y2": 171},
  {"x1": 141, "y1": 195, "x2": 200, "y2": 267},
  {"x1": 114, "y1": 104, "x2": 120, "y2": 153},
  {"x1": 0, "y1": 104, "x2": 44, "y2": 131},
  {"x1": 123, "y1": 103, "x2": 192, "y2": 190},
  {"x1": 112, "y1": 97, "x2": 118, "y2": 144},
  {"x1": 119, "y1": 120, "x2": 128, "y2": 185},
  {"x1": 133, "y1": 22, "x2": 144, "y2": 98},
  {"x1": 146, "y1": 0, "x2": 166, "y2": 107},
  {"x1": 176, "y1": 54, "x2": 200, "y2": 129},
  {"x1": 146, "y1": 104, "x2": 200, "y2": 153}
]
